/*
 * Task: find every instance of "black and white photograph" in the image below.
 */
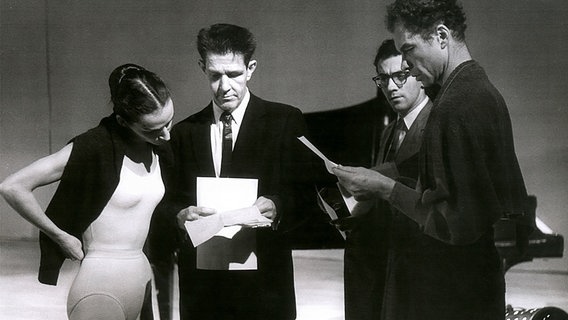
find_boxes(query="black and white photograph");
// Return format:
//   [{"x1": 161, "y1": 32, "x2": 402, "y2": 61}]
[{"x1": 1, "y1": 1, "x2": 567, "y2": 319}]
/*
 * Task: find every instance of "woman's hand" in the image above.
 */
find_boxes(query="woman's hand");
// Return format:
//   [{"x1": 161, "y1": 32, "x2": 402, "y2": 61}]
[{"x1": 55, "y1": 233, "x2": 84, "y2": 261}]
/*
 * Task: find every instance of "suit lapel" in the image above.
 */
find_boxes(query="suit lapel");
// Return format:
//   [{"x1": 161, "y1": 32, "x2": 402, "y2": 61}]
[
  {"x1": 396, "y1": 100, "x2": 433, "y2": 163},
  {"x1": 229, "y1": 94, "x2": 267, "y2": 175},
  {"x1": 192, "y1": 104, "x2": 216, "y2": 176}
]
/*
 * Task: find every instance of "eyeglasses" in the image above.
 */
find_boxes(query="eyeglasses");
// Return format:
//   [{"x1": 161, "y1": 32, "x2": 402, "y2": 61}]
[{"x1": 372, "y1": 70, "x2": 411, "y2": 88}]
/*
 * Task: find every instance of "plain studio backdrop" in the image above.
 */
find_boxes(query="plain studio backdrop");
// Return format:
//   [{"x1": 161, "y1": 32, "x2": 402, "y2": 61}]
[{"x1": 1, "y1": 0, "x2": 567, "y2": 319}]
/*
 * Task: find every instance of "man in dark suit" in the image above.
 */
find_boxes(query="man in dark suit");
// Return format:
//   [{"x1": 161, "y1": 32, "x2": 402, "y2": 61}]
[
  {"x1": 334, "y1": 1, "x2": 531, "y2": 318},
  {"x1": 334, "y1": 39, "x2": 432, "y2": 320},
  {"x1": 165, "y1": 23, "x2": 314, "y2": 320}
]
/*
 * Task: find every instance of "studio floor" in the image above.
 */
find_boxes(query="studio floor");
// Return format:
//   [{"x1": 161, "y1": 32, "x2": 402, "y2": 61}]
[{"x1": 1, "y1": 239, "x2": 567, "y2": 320}]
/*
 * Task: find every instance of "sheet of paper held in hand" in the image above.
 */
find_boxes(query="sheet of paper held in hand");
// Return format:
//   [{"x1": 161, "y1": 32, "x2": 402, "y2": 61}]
[
  {"x1": 185, "y1": 177, "x2": 271, "y2": 270},
  {"x1": 316, "y1": 189, "x2": 347, "y2": 240},
  {"x1": 297, "y1": 136, "x2": 338, "y2": 174},
  {"x1": 300, "y1": 136, "x2": 374, "y2": 235}
]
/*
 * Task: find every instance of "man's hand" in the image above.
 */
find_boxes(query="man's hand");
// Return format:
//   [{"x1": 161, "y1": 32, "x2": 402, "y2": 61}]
[
  {"x1": 176, "y1": 206, "x2": 217, "y2": 229},
  {"x1": 332, "y1": 166, "x2": 396, "y2": 201},
  {"x1": 329, "y1": 199, "x2": 374, "y2": 232},
  {"x1": 330, "y1": 216, "x2": 359, "y2": 232},
  {"x1": 254, "y1": 196, "x2": 277, "y2": 221}
]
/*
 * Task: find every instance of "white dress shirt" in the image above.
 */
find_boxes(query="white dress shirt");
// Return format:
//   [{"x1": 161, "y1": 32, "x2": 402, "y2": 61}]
[
  {"x1": 210, "y1": 89, "x2": 251, "y2": 177},
  {"x1": 396, "y1": 96, "x2": 430, "y2": 148}
]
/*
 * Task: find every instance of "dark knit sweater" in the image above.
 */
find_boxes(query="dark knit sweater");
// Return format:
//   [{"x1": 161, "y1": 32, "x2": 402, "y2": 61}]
[{"x1": 390, "y1": 60, "x2": 531, "y2": 245}]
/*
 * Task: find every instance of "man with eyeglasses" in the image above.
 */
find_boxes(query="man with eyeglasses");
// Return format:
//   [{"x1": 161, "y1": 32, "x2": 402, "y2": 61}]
[
  {"x1": 334, "y1": 0, "x2": 532, "y2": 319},
  {"x1": 333, "y1": 39, "x2": 432, "y2": 320}
]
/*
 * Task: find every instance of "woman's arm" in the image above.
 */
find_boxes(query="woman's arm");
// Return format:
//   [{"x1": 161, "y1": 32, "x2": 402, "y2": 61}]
[{"x1": 0, "y1": 143, "x2": 84, "y2": 260}]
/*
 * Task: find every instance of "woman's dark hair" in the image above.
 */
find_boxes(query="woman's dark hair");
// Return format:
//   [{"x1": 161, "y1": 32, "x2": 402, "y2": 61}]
[{"x1": 108, "y1": 64, "x2": 171, "y2": 122}]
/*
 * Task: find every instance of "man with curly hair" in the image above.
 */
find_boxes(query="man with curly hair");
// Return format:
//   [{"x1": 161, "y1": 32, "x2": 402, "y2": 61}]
[{"x1": 333, "y1": 0, "x2": 532, "y2": 319}]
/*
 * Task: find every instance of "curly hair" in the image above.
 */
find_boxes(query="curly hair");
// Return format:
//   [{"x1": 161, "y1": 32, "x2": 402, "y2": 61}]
[{"x1": 386, "y1": 0, "x2": 467, "y2": 42}]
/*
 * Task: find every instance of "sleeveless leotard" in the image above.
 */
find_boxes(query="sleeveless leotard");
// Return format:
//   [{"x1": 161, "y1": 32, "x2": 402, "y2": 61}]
[{"x1": 67, "y1": 154, "x2": 164, "y2": 320}]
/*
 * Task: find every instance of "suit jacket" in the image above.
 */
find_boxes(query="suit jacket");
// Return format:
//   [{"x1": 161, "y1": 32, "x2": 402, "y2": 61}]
[
  {"x1": 164, "y1": 93, "x2": 314, "y2": 320},
  {"x1": 344, "y1": 100, "x2": 432, "y2": 320},
  {"x1": 384, "y1": 61, "x2": 520, "y2": 320}
]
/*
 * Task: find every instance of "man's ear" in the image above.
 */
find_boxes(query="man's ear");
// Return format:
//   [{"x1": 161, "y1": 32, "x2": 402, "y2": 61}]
[
  {"x1": 115, "y1": 114, "x2": 128, "y2": 127},
  {"x1": 436, "y1": 24, "x2": 450, "y2": 49},
  {"x1": 198, "y1": 60, "x2": 206, "y2": 73},
  {"x1": 246, "y1": 60, "x2": 257, "y2": 81}
]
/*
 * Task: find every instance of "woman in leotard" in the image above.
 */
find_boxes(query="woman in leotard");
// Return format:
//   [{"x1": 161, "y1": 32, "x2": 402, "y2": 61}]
[{"x1": 0, "y1": 64, "x2": 174, "y2": 320}]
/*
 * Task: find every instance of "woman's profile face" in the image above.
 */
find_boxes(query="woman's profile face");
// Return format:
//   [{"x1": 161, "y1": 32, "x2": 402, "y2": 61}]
[{"x1": 126, "y1": 98, "x2": 174, "y2": 145}]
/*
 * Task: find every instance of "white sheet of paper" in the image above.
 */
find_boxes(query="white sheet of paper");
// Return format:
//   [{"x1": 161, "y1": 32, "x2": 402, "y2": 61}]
[
  {"x1": 216, "y1": 225, "x2": 243, "y2": 239},
  {"x1": 185, "y1": 178, "x2": 262, "y2": 247},
  {"x1": 336, "y1": 182, "x2": 374, "y2": 217},
  {"x1": 185, "y1": 206, "x2": 271, "y2": 247},
  {"x1": 184, "y1": 214, "x2": 224, "y2": 247},
  {"x1": 229, "y1": 252, "x2": 257, "y2": 270},
  {"x1": 220, "y1": 206, "x2": 272, "y2": 227},
  {"x1": 297, "y1": 136, "x2": 338, "y2": 174},
  {"x1": 337, "y1": 182, "x2": 357, "y2": 212},
  {"x1": 194, "y1": 177, "x2": 260, "y2": 270},
  {"x1": 316, "y1": 189, "x2": 346, "y2": 240},
  {"x1": 197, "y1": 177, "x2": 258, "y2": 212}
]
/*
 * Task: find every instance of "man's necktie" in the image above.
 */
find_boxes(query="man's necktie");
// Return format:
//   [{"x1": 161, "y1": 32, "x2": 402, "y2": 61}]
[
  {"x1": 385, "y1": 118, "x2": 407, "y2": 163},
  {"x1": 220, "y1": 111, "x2": 232, "y2": 177}
]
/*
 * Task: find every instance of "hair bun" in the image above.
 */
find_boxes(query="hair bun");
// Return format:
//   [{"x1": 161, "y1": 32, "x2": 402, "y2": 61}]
[
  {"x1": 117, "y1": 63, "x2": 146, "y2": 84},
  {"x1": 109, "y1": 63, "x2": 146, "y2": 98},
  {"x1": 108, "y1": 63, "x2": 170, "y2": 122}
]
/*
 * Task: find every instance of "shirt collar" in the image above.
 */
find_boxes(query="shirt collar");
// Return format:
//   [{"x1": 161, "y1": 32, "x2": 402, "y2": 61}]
[
  {"x1": 400, "y1": 96, "x2": 429, "y2": 129},
  {"x1": 212, "y1": 89, "x2": 250, "y2": 125}
]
